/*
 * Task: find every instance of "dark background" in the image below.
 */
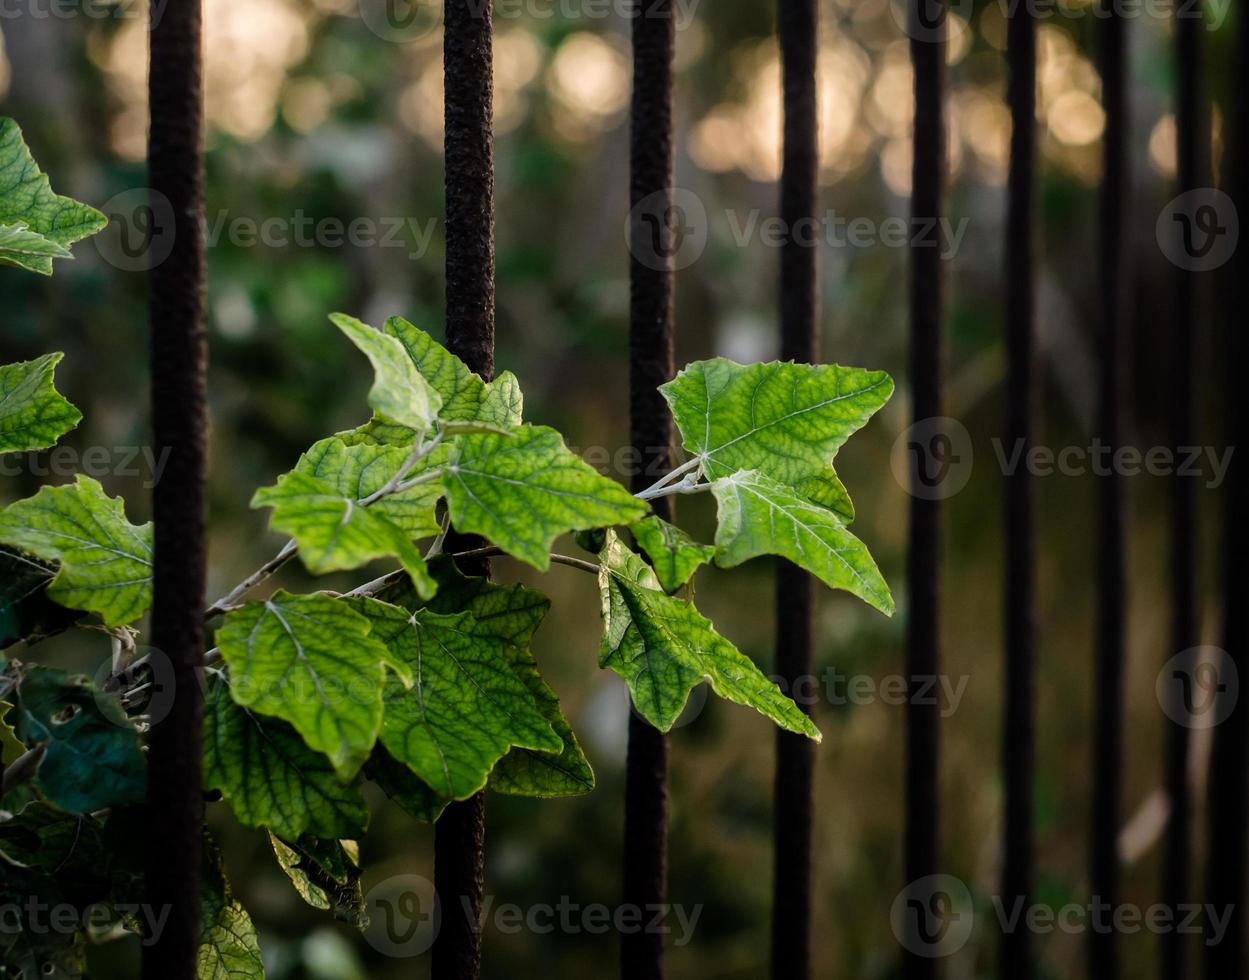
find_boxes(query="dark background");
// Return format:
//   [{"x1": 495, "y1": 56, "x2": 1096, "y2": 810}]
[{"x1": 0, "y1": 0, "x2": 1236, "y2": 976}]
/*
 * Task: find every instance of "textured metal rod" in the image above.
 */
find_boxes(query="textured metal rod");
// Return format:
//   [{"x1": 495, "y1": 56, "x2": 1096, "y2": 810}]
[
  {"x1": 434, "y1": 1, "x2": 496, "y2": 975},
  {"x1": 771, "y1": 0, "x2": 820, "y2": 977},
  {"x1": 904, "y1": 0, "x2": 945, "y2": 976},
  {"x1": 1091, "y1": 2, "x2": 1127, "y2": 978},
  {"x1": 1000, "y1": 3, "x2": 1037, "y2": 978},
  {"x1": 623, "y1": 1, "x2": 676, "y2": 977},
  {"x1": 142, "y1": 0, "x2": 208, "y2": 974}
]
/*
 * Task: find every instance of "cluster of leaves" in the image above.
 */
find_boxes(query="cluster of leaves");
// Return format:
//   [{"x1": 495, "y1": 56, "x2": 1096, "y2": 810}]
[{"x1": 0, "y1": 117, "x2": 895, "y2": 978}]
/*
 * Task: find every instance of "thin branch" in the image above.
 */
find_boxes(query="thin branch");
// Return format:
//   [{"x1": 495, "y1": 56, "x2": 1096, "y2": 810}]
[
  {"x1": 203, "y1": 436, "x2": 448, "y2": 619},
  {"x1": 433, "y1": 545, "x2": 600, "y2": 576},
  {"x1": 204, "y1": 539, "x2": 298, "y2": 619},
  {"x1": 359, "y1": 432, "x2": 445, "y2": 506},
  {"x1": 635, "y1": 475, "x2": 710, "y2": 501}
]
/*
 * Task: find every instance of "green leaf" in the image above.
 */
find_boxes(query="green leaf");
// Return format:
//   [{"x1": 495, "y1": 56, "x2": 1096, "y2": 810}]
[
  {"x1": 0, "y1": 801, "x2": 106, "y2": 875},
  {"x1": 268, "y1": 834, "x2": 365, "y2": 927},
  {"x1": 660, "y1": 358, "x2": 893, "y2": 522},
  {"x1": 0, "y1": 700, "x2": 22, "y2": 766},
  {"x1": 478, "y1": 371, "x2": 524, "y2": 426},
  {"x1": 2, "y1": 665, "x2": 146, "y2": 812},
  {"x1": 251, "y1": 470, "x2": 436, "y2": 599},
  {"x1": 202, "y1": 681, "x2": 370, "y2": 841},
  {"x1": 381, "y1": 316, "x2": 486, "y2": 420},
  {"x1": 0, "y1": 222, "x2": 71, "y2": 263},
  {"x1": 215, "y1": 592, "x2": 389, "y2": 778},
  {"x1": 295, "y1": 436, "x2": 443, "y2": 539},
  {"x1": 442, "y1": 425, "x2": 648, "y2": 570},
  {"x1": 630, "y1": 515, "x2": 714, "y2": 594},
  {"x1": 0, "y1": 118, "x2": 108, "y2": 275},
  {"x1": 329, "y1": 314, "x2": 442, "y2": 433},
  {"x1": 597, "y1": 532, "x2": 820, "y2": 739},
  {"x1": 0, "y1": 547, "x2": 82, "y2": 649},
  {"x1": 710, "y1": 470, "x2": 894, "y2": 614},
  {"x1": 0, "y1": 474, "x2": 153, "y2": 626},
  {"x1": 345, "y1": 596, "x2": 561, "y2": 799},
  {"x1": 417, "y1": 558, "x2": 594, "y2": 798},
  {"x1": 199, "y1": 834, "x2": 265, "y2": 980},
  {"x1": 381, "y1": 317, "x2": 524, "y2": 426},
  {"x1": 364, "y1": 746, "x2": 449, "y2": 822},
  {"x1": 0, "y1": 353, "x2": 82, "y2": 455}
]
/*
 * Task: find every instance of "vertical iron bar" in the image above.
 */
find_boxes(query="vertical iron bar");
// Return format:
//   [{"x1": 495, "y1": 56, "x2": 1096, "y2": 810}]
[
  {"x1": 624, "y1": 2, "x2": 675, "y2": 979},
  {"x1": 435, "y1": 1, "x2": 495, "y2": 976},
  {"x1": 1091, "y1": 2, "x2": 1127, "y2": 979},
  {"x1": 1166, "y1": 3, "x2": 1202, "y2": 978},
  {"x1": 1204, "y1": 0, "x2": 1247, "y2": 974},
  {"x1": 904, "y1": 0, "x2": 944, "y2": 978},
  {"x1": 771, "y1": 1, "x2": 819, "y2": 977},
  {"x1": 1000, "y1": 3, "x2": 1036, "y2": 979},
  {"x1": 142, "y1": 0, "x2": 208, "y2": 974}
]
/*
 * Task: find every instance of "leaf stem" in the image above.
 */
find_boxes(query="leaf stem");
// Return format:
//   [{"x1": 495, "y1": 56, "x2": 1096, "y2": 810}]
[
  {"x1": 635, "y1": 474, "x2": 711, "y2": 501},
  {"x1": 204, "y1": 539, "x2": 298, "y2": 619},
  {"x1": 445, "y1": 545, "x2": 601, "y2": 576},
  {"x1": 635, "y1": 455, "x2": 702, "y2": 498},
  {"x1": 359, "y1": 431, "x2": 445, "y2": 506}
]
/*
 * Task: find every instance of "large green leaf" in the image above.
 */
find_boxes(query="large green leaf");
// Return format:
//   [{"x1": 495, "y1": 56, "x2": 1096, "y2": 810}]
[
  {"x1": 346, "y1": 597, "x2": 561, "y2": 799},
  {"x1": 597, "y1": 532, "x2": 819, "y2": 739},
  {"x1": 251, "y1": 470, "x2": 436, "y2": 599},
  {"x1": 199, "y1": 834, "x2": 265, "y2": 980},
  {"x1": 660, "y1": 358, "x2": 893, "y2": 521},
  {"x1": 2, "y1": 666, "x2": 146, "y2": 812},
  {"x1": 441, "y1": 425, "x2": 648, "y2": 569},
  {"x1": 0, "y1": 547, "x2": 81, "y2": 649},
  {"x1": 295, "y1": 436, "x2": 443, "y2": 538},
  {"x1": 202, "y1": 681, "x2": 369, "y2": 841},
  {"x1": 329, "y1": 314, "x2": 442, "y2": 433},
  {"x1": 215, "y1": 592, "x2": 389, "y2": 778},
  {"x1": 414, "y1": 559, "x2": 594, "y2": 798},
  {"x1": 630, "y1": 515, "x2": 714, "y2": 594},
  {"x1": 0, "y1": 118, "x2": 107, "y2": 275},
  {"x1": 711, "y1": 470, "x2": 894, "y2": 615},
  {"x1": 0, "y1": 475, "x2": 152, "y2": 626},
  {"x1": 0, "y1": 353, "x2": 81, "y2": 453}
]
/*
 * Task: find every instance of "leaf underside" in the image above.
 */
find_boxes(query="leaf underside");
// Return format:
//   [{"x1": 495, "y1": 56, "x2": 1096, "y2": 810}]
[{"x1": 597, "y1": 532, "x2": 820, "y2": 740}]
